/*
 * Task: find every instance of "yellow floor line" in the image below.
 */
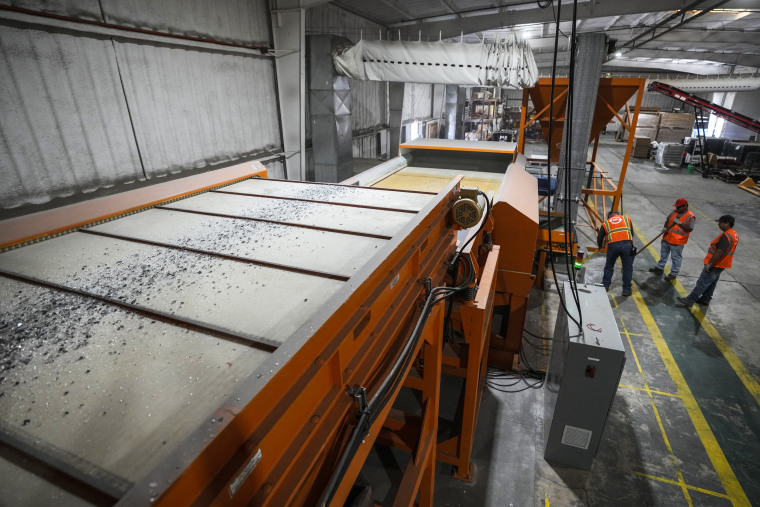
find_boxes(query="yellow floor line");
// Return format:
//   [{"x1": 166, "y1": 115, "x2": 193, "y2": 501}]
[
  {"x1": 617, "y1": 315, "x2": 692, "y2": 504},
  {"x1": 631, "y1": 221, "x2": 760, "y2": 408},
  {"x1": 630, "y1": 283, "x2": 750, "y2": 506},
  {"x1": 636, "y1": 472, "x2": 732, "y2": 500},
  {"x1": 619, "y1": 384, "x2": 682, "y2": 398}
]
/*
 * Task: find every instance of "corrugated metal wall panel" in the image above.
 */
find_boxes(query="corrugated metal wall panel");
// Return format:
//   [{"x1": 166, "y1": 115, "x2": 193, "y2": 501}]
[
  {"x1": 402, "y1": 83, "x2": 433, "y2": 123},
  {"x1": 0, "y1": 25, "x2": 143, "y2": 208},
  {"x1": 352, "y1": 134, "x2": 377, "y2": 158},
  {"x1": 307, "y1": 3, "x2": 384, "y2": 44},
  {"x1": 432, "y1": 84, "x2": 444, "y2": 121},
  {"x1": 1, "y1": 1, "x2": 281, "y2": 211},
  {"x1": 501, "y1": 88, "x2": 523, "y2": 109},
  {"x1": 1, "y1": 0, "x2": 271, "y2": 46},
  {"x1": 115, "y1": 42, "x2": 280, "y2": 178},
  {"x1": 352, "y1": 79, "x2": 386, "y2": 132},
  {"x1": 0, "y1": 0, "x2": 102, "y2": 20},
  {"x1": 263, "y1": 158, "x2": 286, "y2": 179},
  {"x1": 633, "y1": 91, "x2": 687, "y2": 112},
  {"x1": 102, "y1": 0, "x2": 270, "y2": 46}
]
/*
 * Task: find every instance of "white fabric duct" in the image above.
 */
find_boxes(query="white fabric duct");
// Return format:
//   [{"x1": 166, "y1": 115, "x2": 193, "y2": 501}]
[
  {"x1": 647, "y1": 77, "x2": 760, "y2": 92},
  {"x1": 333, "y1": 35, "x2": 538, "y2": 88}
]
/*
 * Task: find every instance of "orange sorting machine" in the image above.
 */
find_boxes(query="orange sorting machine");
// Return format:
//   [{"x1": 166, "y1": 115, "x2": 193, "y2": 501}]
[
  {"x1": 0, "y1": 161, "x2": 470, "y2": 505},
  {"x1": 344, "y1": 142, "x2": 538, "y2": 481}
]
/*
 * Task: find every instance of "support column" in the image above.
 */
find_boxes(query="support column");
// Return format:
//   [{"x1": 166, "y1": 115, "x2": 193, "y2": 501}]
[
  {"x1": 443, "y1": 85, "x2": 465, "y2": 140},
  {"x1": 555, "y1": 33, "x2": 607, "y2": 223},
  {"x1": 308, "y1": 35, "x2": 353, "y2": 182},
  {"x1": 270, "y1": 1, "x2": 332, "y2": 180},
  {"x1": 389, "y1": 82, "x2": 405, "y2": 157},
  {"x1": 270, "y1": 6, "x2": 306, "y2": 180}
]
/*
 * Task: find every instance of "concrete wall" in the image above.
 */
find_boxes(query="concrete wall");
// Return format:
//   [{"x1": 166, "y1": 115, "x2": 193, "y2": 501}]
[{"x1": 1, "y1": 0, "x2": 280, "y2": 211}]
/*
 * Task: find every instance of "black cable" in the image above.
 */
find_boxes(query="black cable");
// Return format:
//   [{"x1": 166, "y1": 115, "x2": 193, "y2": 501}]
[
  {"x1": 486, "y1": 376, "x2": 523, "y2": 387},
  {"x1": 550, "y1": 0, "x2": 582, "y2": 334},
  {"x1": 488, "y1": 381, "x2": 543, "y2": 393},
  {"x1": 549, "y1": 0, "x2": 569, "y2": 37},
  {"x1": 522, "y1": 336, "x2": 551, "y2": 353},
  {"x1": 445, "y1": 191, "x2": 490, "y2": 343},
  {"x1": 444, "y1": 257, "x2": 460, "y2": 343},
  {"x1": 523, "y1": 327, "x2": 553, "y2": 340},
  {"x1": 319, "y1": 250, "x2": 480, "y2": 505},
  {"x1": 544, "y1": 0, "x2": 582, "y2": 334},
  {"x1": 545, "y1": 0, "x2": 561, "y2": 303},
  {"x1": 519, "y1": 346, "x2": 537, "y2": 372},
  {"x1": 563, "y1": 0, "x2": 583, "y2": 332},
  {"x1": 487, "y1": 368, "x2": 545, "y2": 392}
]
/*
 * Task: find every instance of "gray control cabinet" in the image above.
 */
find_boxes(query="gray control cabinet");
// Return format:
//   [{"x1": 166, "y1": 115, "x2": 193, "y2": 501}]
[{"x1": 543, "y1": 283, "x2": 626, "y2": 469}]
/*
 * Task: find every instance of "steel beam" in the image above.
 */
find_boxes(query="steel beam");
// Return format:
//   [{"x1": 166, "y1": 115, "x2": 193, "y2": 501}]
[
  {"x1": 395, "y1": 0, "x2": 758, "y2": 40},
  {"x1": 624, "y1": 49, "x2": 760, "y2": 68},
  {"x1": 271, "y1": 4, "x2": 307, "y2": 180},
  {"x1": 632, "y1": 30, "x2": 760, "y2": 44},
  {"x1": 389, "y1": 82, "x2": 405, "y2": 158}
]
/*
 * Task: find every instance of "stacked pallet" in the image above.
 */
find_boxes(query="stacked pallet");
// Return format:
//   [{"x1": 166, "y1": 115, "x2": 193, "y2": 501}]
[
  {"x1": 616, "y1": 108, "x2": 660, "y2": 141},
  {"x1": 656, "y1": 113, "x2": 695, "y2": 143},
  {"x1": 632, "y1": 137, "x2": 650, "y2": 158}
]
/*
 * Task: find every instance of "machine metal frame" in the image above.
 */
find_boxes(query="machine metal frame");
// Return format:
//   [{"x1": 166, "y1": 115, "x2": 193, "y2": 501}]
[
  {"x1": 0, "y1": 161, "x2": 466, "y2": 506},
  {"x1": 517, "y1": 78, "x2": 646, "y2": 274},
  {"x1": 350, "y1": 142, "x2": 539, "y2": 481}
]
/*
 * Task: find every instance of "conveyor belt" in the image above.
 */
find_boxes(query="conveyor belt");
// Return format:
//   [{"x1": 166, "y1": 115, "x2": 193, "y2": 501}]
[
  {"x1": 0, "y1": 175, "x2": 446, "y2": 505},
  {"x1": 371, "y1": 166, "x2": 505, "y2": 195}
]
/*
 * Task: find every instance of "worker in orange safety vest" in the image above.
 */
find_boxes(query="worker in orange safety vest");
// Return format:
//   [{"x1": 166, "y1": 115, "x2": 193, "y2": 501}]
[
  {"x1": 597, "y1": 210, "x2": 636, "y2": 296},
  {"x1": 678, "y1": 215, "x2": 739, "y2": 307},
  {"x1": 649, "y1": 198, "x2": 695, "y2": 281}
]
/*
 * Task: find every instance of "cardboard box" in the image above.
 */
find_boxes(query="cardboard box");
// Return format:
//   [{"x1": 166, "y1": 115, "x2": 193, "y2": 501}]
[{"x1": 632, "y1": 137, "x2": 650, "y2": 158}]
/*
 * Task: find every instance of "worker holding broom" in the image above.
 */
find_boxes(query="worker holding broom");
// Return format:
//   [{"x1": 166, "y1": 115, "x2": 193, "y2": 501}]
[
  {"x1": 649, "y1": 198, "x2": 695, "y2": 281},
  {"x1": 598, "y1": 210, "x2": 636, "y2": 297}
]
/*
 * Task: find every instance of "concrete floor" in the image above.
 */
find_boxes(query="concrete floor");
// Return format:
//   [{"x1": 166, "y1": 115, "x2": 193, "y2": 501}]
[{"x1": 362, "y1": 137, "x2": 760, "y2": 506}]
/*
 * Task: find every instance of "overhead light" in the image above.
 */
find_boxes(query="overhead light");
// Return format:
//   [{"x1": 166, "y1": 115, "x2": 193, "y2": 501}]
[{"x1": 615, "y1": 51, "x2": 622, "y2": 57}]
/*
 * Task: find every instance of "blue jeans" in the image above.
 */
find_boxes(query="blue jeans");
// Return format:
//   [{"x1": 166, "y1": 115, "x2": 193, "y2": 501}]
[
  {"x1": 656, "y1": 241, "x2": 685, "y2": 275},
  {"x1": 686, "y1": 266, "x2": 724, "y2": 303},
  {"x1": 603, "y1": 241, "x2": 634, "y2": 291}
]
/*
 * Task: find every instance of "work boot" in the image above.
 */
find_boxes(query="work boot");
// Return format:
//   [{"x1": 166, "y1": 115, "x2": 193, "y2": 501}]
[
  {"x1": 622, "y1": 290, "x2": 632, "y2": 297},
  {"x1": 665, "y1": 273, "x2": 677, "y2": 281},
  {"x1": 649, "y1": 267, "x2": 663, "y2": 273},
  {"x1": 677, "y1": 296, "x2": 694, "y2": 307},
  {"x1": 695, "y1": 298, "x2": 711, "y2": 306}
]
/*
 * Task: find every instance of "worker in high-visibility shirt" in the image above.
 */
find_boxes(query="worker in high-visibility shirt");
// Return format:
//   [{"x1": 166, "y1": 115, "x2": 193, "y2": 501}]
[
  {"x1": 678, "y1": 215, "x2": 739, "y2": 307},
  {"x1": 597, "y1": 210, "x2": 636, "y2": 297},
  {"x1": 649, "y1": 197, "x2": 695, "y2": 281}
]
